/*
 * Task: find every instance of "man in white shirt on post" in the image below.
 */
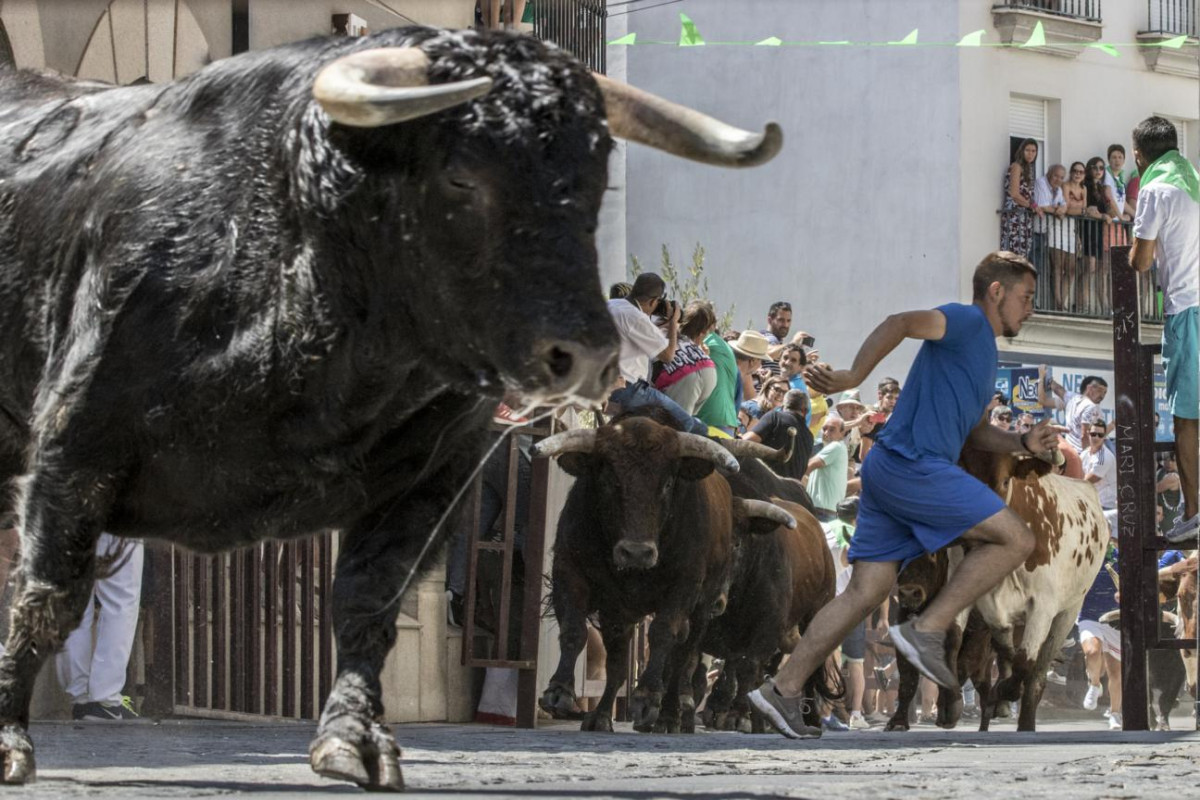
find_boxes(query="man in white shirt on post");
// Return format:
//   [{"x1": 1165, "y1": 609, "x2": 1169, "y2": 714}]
[
  {"x1": 1130, "y1": 116, "x2": 1200, "y2": 543},
  {"x1": 1080, "y1": 422, "x2": 1118, "y2": 540},
  {"x1": 606, "y1": 272, "x2": 710, "y2": 435},
  {"x1": 1044, "y1": 375, "x2": 1109, "y2": 452}
]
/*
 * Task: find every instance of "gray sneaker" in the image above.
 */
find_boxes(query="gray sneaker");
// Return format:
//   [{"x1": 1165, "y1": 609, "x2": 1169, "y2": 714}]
[
  {"x1": 746, "y1": 677, "x2": 822, "y2": 740},
  {"x1": 889, "y1": 619, "x2": 958, "y2": 689},
  {"x1": 1164, "y1": 514, "x2": 1199, "y2": 544}
]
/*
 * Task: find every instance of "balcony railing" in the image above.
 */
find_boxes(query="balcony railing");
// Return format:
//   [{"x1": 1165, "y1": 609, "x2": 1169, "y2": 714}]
[
  {"x1": 1005, "y1": 215, "x2": 1163, "y2": 323},
  {"x1": 1144, "y1": 0, "x2": 1198, "y2": 37},
  {"x1": 531, "y1": 0, "x2": 607, "y2": 74},
  {"x1": 993, "y1": 1, "x2": 1103, "y2": 22}
]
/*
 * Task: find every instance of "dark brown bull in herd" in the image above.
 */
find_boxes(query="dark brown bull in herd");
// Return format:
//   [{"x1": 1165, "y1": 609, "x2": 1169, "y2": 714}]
[
  {"x1": 0, "y1": 25, "x2": 781, "y2": 789},
  {"x1": 534, "y1": 415, "x2": 798, "y2": 733}
]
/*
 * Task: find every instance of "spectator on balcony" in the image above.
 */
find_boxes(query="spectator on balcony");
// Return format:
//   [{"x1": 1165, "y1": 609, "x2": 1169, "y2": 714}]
[
  {"x1": 1082, "y1": 156, "x2": 1121, "y2": 312},
  {"x1": 1034, "y1": 164, "x2": 1072, "y2": 311},
  {"x1": 989, "y1": 405, "x2": 1013, "y2": 431},
  {"x1": 1000, "y1": 138, "x2": 1041, "y2": 257},
  {"x1": 1130, "y1": 115, "x2": 1200, "y2": 543},
  {"x1": 478, "y1": 0, "x2": 527, "y2": 30},
  {"x1": 1060, "y1": 161, "x2": 1088, "y2": 311},
  {"x1": 654, "y1": 300, "x2": 718, "y2": 416},
  {"x1": 1105, "y1": 145, "x2": 1134, "y2": 224}
]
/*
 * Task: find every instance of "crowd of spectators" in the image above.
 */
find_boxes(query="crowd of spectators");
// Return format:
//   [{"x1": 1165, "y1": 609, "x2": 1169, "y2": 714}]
[{"x1": 1000, "y1": 139, "x2": 1140, "y2": 315}]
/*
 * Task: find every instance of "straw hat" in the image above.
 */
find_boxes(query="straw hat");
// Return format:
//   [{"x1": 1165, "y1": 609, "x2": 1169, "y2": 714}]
[
  {"x1": 835, "y1": 389, "x2": 866, "y2": 412},
  {"x1": 728, "y1": 330, "x2": 771, "y2": 360}
]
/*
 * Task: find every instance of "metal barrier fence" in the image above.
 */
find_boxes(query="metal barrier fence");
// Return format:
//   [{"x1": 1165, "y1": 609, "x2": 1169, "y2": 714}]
[
  {"x1": 145, "y1": 536, "x2": 336, "y2": 719},
  {"x1": 1017, "y1": 216, "x2": 1164, "y2": 323},
  {"x1": 531, "y1": 0, "x2": 607, "y2": 74},
  {"x1": 994, "y1": 0, "x2": 1103, "y2": 21},
  {"x1": 1144, "y1": 0, "x2": 1198, "y2": 36}
]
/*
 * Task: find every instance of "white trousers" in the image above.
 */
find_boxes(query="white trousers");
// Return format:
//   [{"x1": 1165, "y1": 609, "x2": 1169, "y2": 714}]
[{"x1": 55, "y1": 534, "x2": 144, "y2": 705}]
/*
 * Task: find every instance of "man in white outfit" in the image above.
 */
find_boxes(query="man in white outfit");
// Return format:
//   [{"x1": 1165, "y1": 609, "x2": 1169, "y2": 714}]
[{"x1": 56, "y1": 533, "x2": 143, "y2": 720}]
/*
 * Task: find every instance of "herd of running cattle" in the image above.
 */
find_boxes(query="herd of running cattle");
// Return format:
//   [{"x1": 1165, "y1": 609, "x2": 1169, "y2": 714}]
[{"x1": 535, "y1": 410, "x2": 1199, "y2": 734}]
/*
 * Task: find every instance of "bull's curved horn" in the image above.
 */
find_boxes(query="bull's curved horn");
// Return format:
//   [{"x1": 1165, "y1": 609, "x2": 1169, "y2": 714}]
[
  {"x1": 313, "y1": 48, "x2": 493, "y2": 128},
  {"x1": 718, "y1": 438, "x2": 786, "y2": 463},
  {"x1": 593, "y1": 73, "x2": 782, "y2": 168},
  {"x1": 676, "y1": 433, "x2": 740, "y2": 475},
  {"x1": 530, "y1": 429, "x2": 597, "y2": 459},
  {"x1": 736, "y1": 498, "x2": 797, "y2": 530}
]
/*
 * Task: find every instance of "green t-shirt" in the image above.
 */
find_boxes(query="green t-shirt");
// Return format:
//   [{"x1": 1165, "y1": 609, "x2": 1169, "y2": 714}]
[
  {"x1": 696, "y1": 334, "x2": 739, "y2": 429},
  {"x1": 807, "y1": 440, "x2": 848, "y2": 512}
]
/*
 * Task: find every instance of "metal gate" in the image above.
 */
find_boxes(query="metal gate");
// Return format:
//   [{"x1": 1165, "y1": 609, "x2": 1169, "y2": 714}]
[
  {"x1": 531, "y1": 0, "x2": 607, "y2": 74},
  {"x1": 144, "y1": 536, "x2": 336, "y2": 720},
  {"x1": 1111, "y1": 245, "x2": 1199, "y2": 730}
]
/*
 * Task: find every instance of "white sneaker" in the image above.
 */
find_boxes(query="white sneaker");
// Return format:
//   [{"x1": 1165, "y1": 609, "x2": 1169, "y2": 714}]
[
  {"x1": 1083, "y1": 683, "x2": 1103, "y2": 711},
  {"x1": 1109, "y1": 711, "x2": 1123, "y2": 730},
  {"x1": 848, "y1": 711, "x2": 870, "y2": 730}
]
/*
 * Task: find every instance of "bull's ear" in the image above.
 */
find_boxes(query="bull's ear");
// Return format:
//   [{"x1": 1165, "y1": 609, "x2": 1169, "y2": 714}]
[
  {"x1": 678, "y1": 457, "x2": 716, "y2": 481},
  {"x1": 1011, "y1": 455, "x2": 1054, "y2": 481},
  {"x1": 557, "y1": 452, "x2": 593, "y2": 477}
]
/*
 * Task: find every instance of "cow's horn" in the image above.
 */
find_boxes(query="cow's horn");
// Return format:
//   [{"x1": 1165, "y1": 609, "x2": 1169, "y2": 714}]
[
  {"x1": 676, "y1": 433, "x2": 740, "y2": 475},
  {"x1": 737, "y1": 498, "x2": 797, "y2": 529},
  {"x1": 593, "y1": 73, "x2": 782, "y2": 168},
  {"x1": 718, "y1": 438, "x2": 787, "y2": 463},
  {"x1": 530, "y1": 429, "x2": 597, "y2": 459},
  {"x1": 314, "y1": 48, "x2": 493, "y2": 127}
]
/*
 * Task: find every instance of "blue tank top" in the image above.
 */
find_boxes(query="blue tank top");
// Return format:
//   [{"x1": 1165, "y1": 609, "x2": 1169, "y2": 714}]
[{"x1": 876, "y1": 303, "x2": 997, "y2": 463}]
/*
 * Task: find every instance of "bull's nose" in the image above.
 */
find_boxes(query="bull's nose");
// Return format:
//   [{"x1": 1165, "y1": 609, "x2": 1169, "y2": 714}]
[
  {"x1": 613, "y1": 541, "x2": 658, "y2": 570},
  {"x1": 536, "y1": 340, "x2": 619, "y2": 402}
]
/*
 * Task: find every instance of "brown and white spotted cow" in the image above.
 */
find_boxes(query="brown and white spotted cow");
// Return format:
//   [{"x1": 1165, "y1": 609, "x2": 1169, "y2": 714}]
[{"x1": 957, "y1": 448, "x2": 1108, "y2": 732}]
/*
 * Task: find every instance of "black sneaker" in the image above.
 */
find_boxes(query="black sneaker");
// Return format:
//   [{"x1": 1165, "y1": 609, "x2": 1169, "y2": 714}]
[
  {"x1": 889, "y1": 619, "x2": 958, "y2": 689},
  {"x1": 73, "y1": 697, "x2": 139, "y2": 721},
  {"x1": 746, "y1": 677, "x2": 822, "y2": 740}
]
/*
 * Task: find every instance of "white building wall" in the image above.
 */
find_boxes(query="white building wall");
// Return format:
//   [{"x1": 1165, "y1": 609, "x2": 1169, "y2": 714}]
[{"x1": 623, "y1": 0, "x2": 962, "y2": 392}]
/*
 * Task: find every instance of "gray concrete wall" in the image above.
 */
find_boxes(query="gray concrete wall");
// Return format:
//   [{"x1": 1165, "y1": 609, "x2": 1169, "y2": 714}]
[{"x1": 624, "y1": 0, "x2": 961, "y2": 390}]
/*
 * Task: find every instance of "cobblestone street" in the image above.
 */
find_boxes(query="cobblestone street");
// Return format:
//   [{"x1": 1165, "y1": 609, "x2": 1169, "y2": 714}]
[{"x1": 14, "y1": 713, "x2": 1200, "y2": 798}]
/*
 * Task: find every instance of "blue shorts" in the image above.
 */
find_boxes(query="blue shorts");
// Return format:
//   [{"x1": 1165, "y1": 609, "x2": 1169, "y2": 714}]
[
  {"x1": 1163, "y1": 307, "x2": 1198, "y2": 421},
  {"x1": 847, "y1": 445, "x2": 1006, "y2": 569}
]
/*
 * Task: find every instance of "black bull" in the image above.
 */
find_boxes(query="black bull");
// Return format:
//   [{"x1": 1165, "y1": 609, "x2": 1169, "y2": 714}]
[{"x1": 0, "y1": 27, "x2": 781, "y2": 789}]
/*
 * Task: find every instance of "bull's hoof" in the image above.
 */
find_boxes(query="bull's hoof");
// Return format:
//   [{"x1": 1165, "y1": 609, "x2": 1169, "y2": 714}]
[
  {"x1": 884, "y1": 717, "x2": 909, "y2": 732},
  {"x1": 0, "y1": 726, "x2": 35, "y2": 784},
  {"x1": 309, "y1": 723, "x2": 402, "y2": 792},
  {"x1": 580, "y1": 712, "x2": 613, "y2": 732},
  {"x1": 539, "y1": 683, "x2": 584, "y2": 720},
  {"x1": 652, "y1": 716, "x2": 680, "y2": 734},
  {"x1": 678, "y1": 696, "x2": 696, "y2": 734},
  {"x1": 710, "y1": 711, "x2": 728, "y2": 730},
  {"x1": 735, "y1": 716, "x2": 752, "y2": 734},
  {"x1": 630, "y1": 690, "x2": 662, "y2": 733}
]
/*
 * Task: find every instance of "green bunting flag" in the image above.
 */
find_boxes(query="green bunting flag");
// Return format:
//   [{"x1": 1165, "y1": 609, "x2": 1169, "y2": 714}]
[
  {"x1": 609, "y1": 32, "x2": 637, "y2": 46},
  {"x1": 957, "y1": 29, "x2": 985, "y2": 47},
  {"x1": 889, "y1": 29, "x2": 918, "y2": 45},
  {"x1": 679, "y1": 13, "x2": 705, "y2": 47},
  {"x1": 1089, "y1": 42, "x2": 1121, "y2": 57},
  {"x1": 1157, "y1": 35, "x2": 1189, "y2": 48},
  {"x1": 755, "y1": 36, "x2": 782, "y2": 47},
  {"x1": 1021, "y1": 21, "x2": 1046, "y2": 48}
]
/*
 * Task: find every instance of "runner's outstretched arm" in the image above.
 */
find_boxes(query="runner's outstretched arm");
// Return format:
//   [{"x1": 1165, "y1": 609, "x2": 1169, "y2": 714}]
[{"x1": 803, "y1": 310, "x2": 947, "y2": 396}]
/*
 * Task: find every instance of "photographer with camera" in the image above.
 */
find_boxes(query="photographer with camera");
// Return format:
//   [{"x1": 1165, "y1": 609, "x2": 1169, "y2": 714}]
[{"x1": 606, "y1": 273, "x2": 710, "y2": 435}]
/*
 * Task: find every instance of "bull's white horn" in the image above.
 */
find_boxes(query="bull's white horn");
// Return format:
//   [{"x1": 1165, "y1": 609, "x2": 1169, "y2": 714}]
[
  {"x1": 530, "y1": 429, "x2": 597, "y2": 459},
  {"x1": 313, "y1": 48, "x2": 493, "y2": 127},
  {"x1": 676, "y1": 433, "x2": 740, "y2": 475},
  {"x1": 593, "y1": 73, "x2": 782, "y2": 168},
  {"x1": 737, "y1": 498, "x2": 797, "y2": 530}
]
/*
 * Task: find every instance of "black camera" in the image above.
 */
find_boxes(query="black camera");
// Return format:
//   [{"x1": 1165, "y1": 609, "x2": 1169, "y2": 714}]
[
  {"x1": 800, "y1": 334, "x2": 816, "y2": 348},
  {"x1": 654, "y1": 296, "x2": 677, "y2": 319}
]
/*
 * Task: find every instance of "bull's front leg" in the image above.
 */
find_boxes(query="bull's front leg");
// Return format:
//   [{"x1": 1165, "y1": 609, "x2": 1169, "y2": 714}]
[
  {"x1": 310, "y1": 490, "x2": 463, "y2": 792},
  {"x1": 582, "y1": 613, "x2": 634, "y2": 732},
  {"x1": 885, "y1": 655, "x2": 921, "y2": 732},
  {"x1": 0, "y1": 465, "x2": 107, "y2": 783},
  {"x1": 539, "y1": 560, "x2": 590, "y2": 720},
  {"x1": 631, "y1": 610, "x2": 690, "y2": 733}
]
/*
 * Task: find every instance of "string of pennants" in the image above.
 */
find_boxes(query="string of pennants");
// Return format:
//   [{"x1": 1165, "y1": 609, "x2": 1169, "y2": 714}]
[{"x1": 587, "y1": 12, "x2": 1192, "y2": 55}]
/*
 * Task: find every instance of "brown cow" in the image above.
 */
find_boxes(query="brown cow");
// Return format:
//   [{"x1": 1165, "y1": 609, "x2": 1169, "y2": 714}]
[
  {"x1": 958, "y1": 448, "x2": 1108, "y2": 731},
  {"x1": 535, "y1": 416, "x2": 794, "y2": 733},
  {"x1": 700, "y1": 498, "x2": 838, "y2": 733}
]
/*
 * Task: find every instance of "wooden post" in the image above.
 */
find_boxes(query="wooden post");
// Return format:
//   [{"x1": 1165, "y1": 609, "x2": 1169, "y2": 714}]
[{"x1": 1111, "y1": 244, "x2": 1152, "y2": 731}]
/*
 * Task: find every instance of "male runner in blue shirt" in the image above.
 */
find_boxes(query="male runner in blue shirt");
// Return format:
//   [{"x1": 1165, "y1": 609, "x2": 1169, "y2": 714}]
[{"x1": 749, "y1": 251, "x2": 1064, "y2": 739}]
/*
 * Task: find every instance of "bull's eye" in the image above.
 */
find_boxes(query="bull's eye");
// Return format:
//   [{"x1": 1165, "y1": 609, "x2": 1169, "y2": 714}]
[{"x1": 448, "y1": 177, "x2": 475, "y2": 192}]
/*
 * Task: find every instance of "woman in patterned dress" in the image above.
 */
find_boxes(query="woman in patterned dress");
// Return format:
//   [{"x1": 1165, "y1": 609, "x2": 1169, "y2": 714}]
[{"x1": 1000, "y1": 138, "x2": 1040, "y2": 257}]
